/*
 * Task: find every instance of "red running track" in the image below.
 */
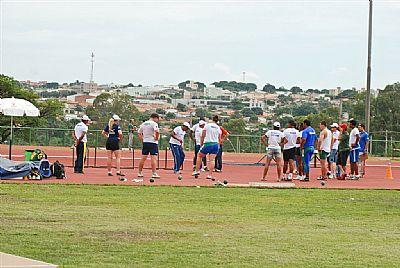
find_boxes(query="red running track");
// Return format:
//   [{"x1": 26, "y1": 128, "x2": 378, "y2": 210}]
[{"x1": 1, "y1": 145, "x2": 399, "y2": 190}]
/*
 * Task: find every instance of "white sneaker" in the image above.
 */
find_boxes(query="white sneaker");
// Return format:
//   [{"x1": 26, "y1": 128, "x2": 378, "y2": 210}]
[
  {"x1": 152, "y1": 173, "x2": 160, "y2": 179},
  {"x1": 287, "y1": 173, "x2": 293, "y2": 181},
  {"x1": 200, "y1": 168, "x2": 206, "y2": 172},
  {"x1": 137, "y1": 172, "x2": 144, "y2": 178},
  {"x1": 192, "y1": 171, "x2": 200, "y2": 176}
]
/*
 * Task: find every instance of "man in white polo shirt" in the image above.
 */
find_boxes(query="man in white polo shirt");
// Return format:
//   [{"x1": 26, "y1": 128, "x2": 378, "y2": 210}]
[
  {"x1": 169, "y1": 122, "x2": 191, "y2": 174},
  {"x1": 261, "y1": 121, "x2": 284, "y2": 181},
  {"x1": 137, "y1": 113, "x2": 160, "y2": 179},
  {"x1": 73, "y1": 115, "x2": 90, "y2": 174},
  {"x1": 191, "y1": 120, "x2": 207, "y2": 171},
  {"x1": 282, "y1": 120, "x2": 299, "y2": 181}
]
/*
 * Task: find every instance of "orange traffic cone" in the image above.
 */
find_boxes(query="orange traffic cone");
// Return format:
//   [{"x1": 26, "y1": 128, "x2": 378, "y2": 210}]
[{"x1": 386, "y1": 162, "x2": 394, "y2": 180}]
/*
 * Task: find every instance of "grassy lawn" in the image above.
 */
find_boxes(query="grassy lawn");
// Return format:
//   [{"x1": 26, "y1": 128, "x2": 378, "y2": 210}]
[{"x1": 0, "y1": 184, "x2": 399, "y2": 267}]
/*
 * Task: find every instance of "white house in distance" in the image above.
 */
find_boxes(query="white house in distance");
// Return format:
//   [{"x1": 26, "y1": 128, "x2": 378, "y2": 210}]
[{"x1": 203, "y1": 85, "x2": 235, "y2": 100}]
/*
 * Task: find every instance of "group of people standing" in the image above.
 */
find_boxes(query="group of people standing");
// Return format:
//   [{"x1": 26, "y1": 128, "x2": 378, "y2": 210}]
[
  {"x1": 261, "y1": 118, "x2": 369, "y2": 182},
  {"x1": 72, "y1": 113, "x2": 229, "y2": 180}
]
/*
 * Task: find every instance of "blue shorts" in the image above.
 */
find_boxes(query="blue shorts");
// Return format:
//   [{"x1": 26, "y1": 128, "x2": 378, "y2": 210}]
[
  {"x1": 328, "y1": 149, "x2": 338, "y2": 163},
  {"x1": 142, "y1": 142, "x2": 158, "y2": 156},
  {"x1": 200, "y1": 144, "x2": 219, "y2": 155},
  {"x1": 349, "y1": 148, "x2": 360, "y2": 163}
]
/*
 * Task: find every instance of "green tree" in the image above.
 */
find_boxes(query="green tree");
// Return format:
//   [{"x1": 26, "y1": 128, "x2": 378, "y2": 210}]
[
  {"x1": 231, "y1": 99, "x2": 245, "y2": 110},
  {"x1": 85, "y1": 93, "x2": 141, "y2": 130},
  {"x1": 222, "y1": 118, "x2": 246, "y2": 134},
  {"x1": 156, "y1": 108, "x2": 166, "y2": 115},
  {"x1": 291, "y1": 103, "x2": 318, "y2": 117},
  {"x1": 178, "y1": 81, "x2": 206, "y2": 90},
  {"x1": 166, "y1": 112, "x2": 176, "y2": 120},
  {"x1": 251, "y1": 107, "x2": 263, "y2": 115},
  {"x1": 212, "y1": 81, "x2": 257, "y2": 92},
  {"x1": 249, "y1": 115, "x2": 259, "y2": 123},
  {"x1": 290, "y1": 86, "x2": 303, "y2": 94},
  {"x1": 262, "y1": 83, "x2": 276, "y2": 93},
  {"x1": 242, "y1": 108, "x2": 255, "y2": 117},
  {"x1": 177, "y1": 103, "x2": 188, "y2": 112},
  {"x1": 0, "y1": 75, "x2": 65, "y2": 143}
]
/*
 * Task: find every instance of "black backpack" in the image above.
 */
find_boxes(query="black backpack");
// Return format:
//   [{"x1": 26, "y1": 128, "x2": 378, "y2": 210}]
[{"x1": 51, "y1": 161, "x2": 65, "y2": 179}]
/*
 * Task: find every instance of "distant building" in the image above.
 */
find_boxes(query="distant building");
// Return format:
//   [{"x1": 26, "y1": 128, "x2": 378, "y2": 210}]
[
  {"x1": 203, "y1": 85, "x2": 235, "y2": 100},
  {"x1": 329, "y1": 87, "x2": 342, "y2": 96},
  {"x1": 83, "y1": 82, "x2": 98, "y2": 92},
  {"x1": 185, "y1": 80, "x2": 198, "y2": 90}
]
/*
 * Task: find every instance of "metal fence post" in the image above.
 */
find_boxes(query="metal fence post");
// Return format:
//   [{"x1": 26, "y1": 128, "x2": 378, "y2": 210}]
[
  {"x1": 385, "y1": 130, "x2": 388, "y2": 157},
  {"x1": 29, "y1": 128, "x2": 32, "y2": 145},
  {"x1": 369, "y1": 135, "x2": 373, "y2": 155}
]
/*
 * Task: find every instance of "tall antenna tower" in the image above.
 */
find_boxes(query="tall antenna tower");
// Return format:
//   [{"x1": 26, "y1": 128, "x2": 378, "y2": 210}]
[
  {"x1": 90, "y1": 52, "x2": 95, "y2": 83},
  {"x1": 242, "y1": 71, "x2": 246, "y2": 82}
]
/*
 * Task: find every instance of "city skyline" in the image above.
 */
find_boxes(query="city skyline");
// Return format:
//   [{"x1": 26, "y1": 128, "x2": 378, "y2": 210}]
[{"x1": 1, "y1": 0, "x2": 400, "y2": 90}]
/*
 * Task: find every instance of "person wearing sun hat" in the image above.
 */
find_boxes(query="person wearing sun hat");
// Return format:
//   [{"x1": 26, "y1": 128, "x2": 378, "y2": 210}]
[
  {"x1": 102, "y1": 114, "x2": 124, "y2": 177},
  {"x1": 169, "y1": 121, "x2": 191, "y2": 174},
  {"x1": 73, "y1": 115, "x2": 90, "y2": 174}
]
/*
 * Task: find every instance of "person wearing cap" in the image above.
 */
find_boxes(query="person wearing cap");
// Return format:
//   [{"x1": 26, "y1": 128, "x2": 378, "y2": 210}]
[
  {"x1": 72, "y1": 115, "x2": 90, "y2": 174},
  {"x1": 169, "y1": 122, "x2": 191, "y2": 174},
  {"x1": 358, "y1": 123, "x2": 369, "y2": 177},
  {"x1": 192, "y1": 115, "x2": 222, "y2": 180},
  {"x1": 102, "y1": 115, "x2": 124, "y2": 177},
  {"x1": 348, "y1": 119, "x2": 361, "y2": 179},
  {"x1": 300, "y1": 119, "x2": 317, "y2": 182},
  {"x1": 337, "y1": 123, "x2": 350, "y2": 180},
  {"x1": 328, "y1": 123, "x2": 340, "y2": 179},
  {"x1": 261, "y1": 121, "x2": 284, "y2": 181},
  {"x1": 282, "y1": 120, "x2": 299, "y2": 181},
  {"x1": 137, "y1": 113, "x2": 160, "y2": 179},
  {"x1": 317, "y1": 121, "x2": 332, "y2": 180},
  {"x1": 191, "y1": 120, "x2": 207, "y2": 171}
]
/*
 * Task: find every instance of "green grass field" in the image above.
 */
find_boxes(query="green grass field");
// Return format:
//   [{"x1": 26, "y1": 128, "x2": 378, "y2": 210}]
[{"x1": 1, "y1": 184, "x2": 399, "y2": 267}]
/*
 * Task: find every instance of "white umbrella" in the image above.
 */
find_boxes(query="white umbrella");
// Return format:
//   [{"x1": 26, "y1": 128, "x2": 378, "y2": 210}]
[{"x1": 0, "y1": 97, "x2": 40, "y2": 159}]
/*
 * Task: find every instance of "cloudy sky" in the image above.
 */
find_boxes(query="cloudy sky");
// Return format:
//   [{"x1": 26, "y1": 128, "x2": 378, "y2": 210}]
[{"x1": 1, "y1": 0, "x2": 399, "y2": 89}]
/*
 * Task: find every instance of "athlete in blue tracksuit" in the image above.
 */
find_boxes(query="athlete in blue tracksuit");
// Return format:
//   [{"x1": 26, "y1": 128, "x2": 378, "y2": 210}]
[
  {"x1": 301, "y1": 119, "x2": 317, "y2": 181},
  {"x1": 169, "y1": 122, "x2": 191, "y2": 174}
]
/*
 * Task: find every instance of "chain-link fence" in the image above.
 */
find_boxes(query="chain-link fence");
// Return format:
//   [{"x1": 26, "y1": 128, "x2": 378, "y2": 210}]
[{"x1": 1, "y1": 126, "x2": 399, "y2": 157}]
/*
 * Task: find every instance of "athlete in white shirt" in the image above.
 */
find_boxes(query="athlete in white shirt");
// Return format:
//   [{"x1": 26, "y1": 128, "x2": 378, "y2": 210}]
[
  {"x1": 169, "y1": 122, "x2": 190, "y2": 174},
  {"x1": 191, "y1": 120, "x2": 207, "y2": 170},
  {"x1": 137, "y1": 113, "x2": 160, "y2": 178},
  {"x1": 328, "y1": 123, "x2": 340, "y2": 179},
  {"x1": 348, "y1": 119, "x2": 361, "y2": 178},
  {"x1": 317, "y1": 121, "x2": 332, "y2": 180},
  {"x1": 72, "y1": 115, "x2": 90, "y2": 173},
  {"x1": 261, "y1": 122, "x2": 284, "y2": 181},
  {"x1": 193, "y1": 115, "x2": 222, "y2": 179},
  {"x1": 282, "y1": 120, "x2": 299, "y2": 180}
]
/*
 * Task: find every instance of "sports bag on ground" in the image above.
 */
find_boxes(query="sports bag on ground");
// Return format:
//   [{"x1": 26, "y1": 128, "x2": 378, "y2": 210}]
[{"x1": 51, "y1": 161, "x2": 65, "y2": 179}]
